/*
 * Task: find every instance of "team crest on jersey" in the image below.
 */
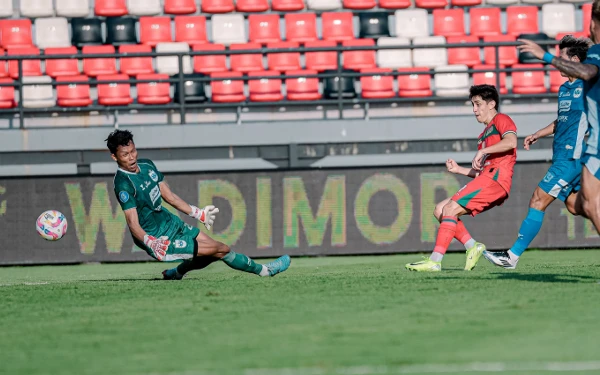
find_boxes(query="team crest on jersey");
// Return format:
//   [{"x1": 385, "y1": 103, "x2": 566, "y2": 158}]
[
  {"x1": 149, "y1": 170, "x2": 159, "y2": 182},
  {"x1": 174, "y1": 240, "x2": 187, "y2": 249},
  {"x1": 543, "y1": 171, "x2": 554, "y2": 183},
  {"x1": 119, "y1": 191, "x2": 129, "y2": 203},
  {"x1": 574, "y1": 88, "x2": 582, "y2": 98}
]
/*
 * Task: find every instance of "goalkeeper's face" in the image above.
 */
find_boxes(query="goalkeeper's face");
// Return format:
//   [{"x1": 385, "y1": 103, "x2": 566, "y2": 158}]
[{"x1": 111, "y1": 141, "x2": 139, "y2": 173}]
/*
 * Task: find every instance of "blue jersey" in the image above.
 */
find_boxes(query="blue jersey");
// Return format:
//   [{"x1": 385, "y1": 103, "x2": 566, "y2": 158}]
[
  {"x1": 582, "y1": 44, "x2": 600, "y2": 156},
  {"x1": 555, "y1": 79, "x2": 587, "y2": 161}
]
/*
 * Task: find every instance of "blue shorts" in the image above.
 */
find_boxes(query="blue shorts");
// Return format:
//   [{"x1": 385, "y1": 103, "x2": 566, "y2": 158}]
[
  {"x1": 581, "y1": 153, "x2": 600, "y2": 180},
  {"x1": 538, "y1": 159, "x2": 582, "y2": 201}
]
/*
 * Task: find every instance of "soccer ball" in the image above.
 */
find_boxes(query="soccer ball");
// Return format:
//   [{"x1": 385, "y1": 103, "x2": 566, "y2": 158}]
[{"x1": 36, "y1": 210, "x2": 68, "y2": 241}]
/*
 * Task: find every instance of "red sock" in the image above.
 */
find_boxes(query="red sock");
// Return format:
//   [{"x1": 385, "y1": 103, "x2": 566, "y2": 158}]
[
  {"x1": 454, "y1": 220, "x2": 473, "y2": 245},
  {"x1": 434, "y1": 216, "x2": 458, "y2": 255}
]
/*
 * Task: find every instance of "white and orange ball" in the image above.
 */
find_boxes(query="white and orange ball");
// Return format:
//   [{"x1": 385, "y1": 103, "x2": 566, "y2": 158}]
[{"x1": 36, "y1": 210, "x2": 68, "y2": 241}]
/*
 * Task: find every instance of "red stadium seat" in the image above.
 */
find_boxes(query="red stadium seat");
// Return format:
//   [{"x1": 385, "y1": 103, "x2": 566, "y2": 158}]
[
  {"x1": 211, "y1": 72, "x2": 246, "y2": 102},
  {"x1": 94, "y1": 0, "x2": 128, "y2": 16},
  {"x1": 433, "y1": 9, "x2": 465, "y2": 38},
  {"x1": 285, "y1": 69, "x2": 321, "y2": 100},
  {"x1": 397, "y1": 67, "x2": 432, "y2": 97},
  {"x1": 267, "y1": 41, "x2": 301, "y2": 72},
  {"x1": 415, "y1": 0, "x2": 447, "y2": 9},
  {"x1": 451, "y1": 0, "x2": 480, "y2": 6},
  {"x1": 343, "y1": 0, "x2": 376, "y2": 10},
  {"x1": 230, "y1": 43, "x2": 264, "y2": 73},
  {"x1": 0, "y1": 19, "x2": 33, "y2": 49},
  {"x1": 0, "y1": 49, "x2": 6, "y2": 78},
  {"x1": 137, "y1": 74, "x2": 171, "y2": 104},
  {"x1": 472, "y1": 65, "x2": 507, "y2": 95},
  {"x1": 285, "y1": 13, "x2": 317, "y2": 44},
  {"x1": 549, "y1": 68, "x2": 568, "y2": 93},
  {"x1": 248, "y1": 70, "x2": 283, "y2": 102},
  {"x1": 322, "y1": 12, "x2": 355, "y2": 42},
  {"x1": 506, "y1": 6, "x2": 539, "y2": 37},
  {"x1": 379, "y1": 0, "x2": 411, "y2": 8},
  {"x1": 193, "y1": 44, "x2": 227, "y2": 74},
  {"x1": 483, "y1": 35, "x2": 518, "y2": 66},
  {"x1": 249, "y1": 14, "x2": 281, "y2": 45},
  {"x1": 175, "y1": 16, "x2": 208, "y2": 45},
  {"x1": 447, "y1": 36, "x2": 480, "y2": 67},
  {"x1": 119, "y1": 45, "x2": 154, "y2": 76},
  {"x1": 512, "y1": 64, "x2": 546, "y2": 94},
  {"x1": 201, "y1": 0, "x2": 235, "y2": 13},
  {"x1": 164, "y1": 0, "x2": 197, "y2": 14},
  {"x1": 583, "y1": 4, "x2": 592, "y2": 36},
  {"x1": 7, "y1": 47, "x2": 41, "y2": 79},
  {"x1": 272, "y1": 0, "x2": 305, "y2": 11},
  {"x1": 237, "y1": 0, "x2": 269, "y2": 12},
  {"x1": 342, "y1": 39, "x2": 376, "y2": 70},
  {"x1": 305, "y1": 40, "x2": 338, "y2": 71},
  {"x1": 97, "y1": 74, "x2": 134, "y2": 105},
  {"x1": 56, "y1": 75, "x2": 93, "y2": 107},
  {"x1": 45, "y1": 47, "x2": 80, "y2": 78},
  {"x1": 360, "y1": 68, "x2": 395, "y2": 99},
  {"x1": 82, "y1": 45, "x2": 118, "y2": 77},
  {"x1": 0, "y1": 78, "x2": 15, "y2": 108},
  {"x1": 140, "y1": 17, "x2": 172, "y2": 47},
  {"x1": 470, "y1": 7, "x2": 501, "y2": 38}
]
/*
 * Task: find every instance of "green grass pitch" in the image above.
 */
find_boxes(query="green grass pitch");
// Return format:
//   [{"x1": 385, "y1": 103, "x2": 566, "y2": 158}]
[{"x1": 0, "y1": 250, "x2": 599, "y2": 375}]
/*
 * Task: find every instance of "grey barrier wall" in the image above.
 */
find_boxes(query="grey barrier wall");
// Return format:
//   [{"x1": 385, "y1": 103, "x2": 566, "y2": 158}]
[{"x1": 1, "y1": 163, "x2": 598, "y2": 265}]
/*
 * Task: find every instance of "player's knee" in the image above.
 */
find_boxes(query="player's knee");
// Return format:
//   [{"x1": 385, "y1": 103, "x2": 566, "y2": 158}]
[
  {"x1": 433, "y1": 204, "x2": 443, "y2": 221},
  {"x1": 211, "y1": 242, "x2": 230, "y2": 259},
  {"x1": 441, "y1": 201, "x2": 460, "y2": 217}
]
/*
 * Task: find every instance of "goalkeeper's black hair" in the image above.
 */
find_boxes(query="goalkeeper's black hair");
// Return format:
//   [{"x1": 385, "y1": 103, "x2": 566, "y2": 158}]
[
  {"x1": 105, "y1": 129, "x2": 134, "y2": 155},
  {"x1": 469, "y1": 84, "x2": 499, "y2": 111},
  {"x1": 559, "y1": 35, "x2": 592, "y2": 62}
]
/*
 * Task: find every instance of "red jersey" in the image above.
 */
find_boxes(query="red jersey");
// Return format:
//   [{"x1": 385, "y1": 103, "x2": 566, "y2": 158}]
[{"x1": 477, "y1": 113, "x2": 517, "y2": 194}]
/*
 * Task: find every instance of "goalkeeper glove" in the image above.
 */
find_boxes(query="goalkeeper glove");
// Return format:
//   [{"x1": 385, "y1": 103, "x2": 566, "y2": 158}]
[
  {"x1": 144, "y1": 235, "x2": 170, "y2": 261},
  {"x1": 189, "y1": 205, "x2": 220, "y2": 230}
]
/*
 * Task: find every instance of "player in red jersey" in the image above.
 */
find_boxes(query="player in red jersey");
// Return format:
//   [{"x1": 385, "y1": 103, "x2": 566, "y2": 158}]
[{"x1": 406, "y1": 84, "x2": 518, "y2": 272}]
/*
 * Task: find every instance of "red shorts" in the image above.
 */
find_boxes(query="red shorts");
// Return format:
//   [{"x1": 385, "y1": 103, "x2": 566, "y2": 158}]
[{"x1": 452, "y1": 176, "x2": 508, "y2": 217}]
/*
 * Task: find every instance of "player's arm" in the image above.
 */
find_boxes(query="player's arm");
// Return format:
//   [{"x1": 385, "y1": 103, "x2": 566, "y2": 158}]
[
  {"x1": 123, "y1": 207, "x2": 170, "y2": 261},
  {"x1": 524, "y1": 120, "x2": 556, "y2": 150},
  {"x1": 472, "y1": 133, "x2": 517, "y2": 170},
  {"x1": 446, "y1": 159, "x2": 480, "y2": 178},
  {"x1": 123, "y1": 208, "x2": 149, "y2": 243},
  {"x1": 158, "y1": 180, "x2": 219, "y2": 230}
]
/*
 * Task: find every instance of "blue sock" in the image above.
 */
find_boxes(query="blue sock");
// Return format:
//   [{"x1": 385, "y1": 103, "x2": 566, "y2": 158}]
[{"x1": 510, "y1": 208, "x2": 545, "y2": 256}]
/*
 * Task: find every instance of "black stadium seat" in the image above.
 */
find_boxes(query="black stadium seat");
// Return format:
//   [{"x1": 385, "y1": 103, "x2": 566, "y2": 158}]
[
  {"x1": 106, "y1": 17, "x2": 138, "y2": 46},
  {"x1": 174, "y1": 74, "x2": 208, "y2": 103},
  {"x1": 323, "y1": 69, "x2": 357, "y2": 99},
  {"x1": 518, "y1": 33, "x2": 552, "y2": 64},
  {"x1": 71, "y1": 18, "x2": 103, "y2": 47},
  {"x1": 359, "y1": 12, "x2": 390, "y2": 39}
]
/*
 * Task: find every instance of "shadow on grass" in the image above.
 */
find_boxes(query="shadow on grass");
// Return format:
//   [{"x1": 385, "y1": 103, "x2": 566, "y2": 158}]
[{"x1": 491, "y1": 272, "x2": 598, "y2": 283}]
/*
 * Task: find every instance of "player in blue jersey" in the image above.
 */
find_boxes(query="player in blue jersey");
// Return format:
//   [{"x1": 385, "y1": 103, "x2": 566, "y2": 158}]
[{"x1": 483, "y1": 36, "x2": 590, "y2": 269}]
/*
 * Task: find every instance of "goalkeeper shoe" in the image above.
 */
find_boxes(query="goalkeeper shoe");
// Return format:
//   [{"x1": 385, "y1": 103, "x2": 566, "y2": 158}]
[
  {"x1": 482, "y1": 250, "x2": 518, "y2": 269},
  {"x1": 264, "y1": 255, "x2": 291, "y2": 277},
  {"x1": 464, "y1": 242, "x2": 486, "y2": 271},
  {"x1": 162, "y1": 267, "x2": 183, "y2": 280},
  {"x1": 405, "y1": 257, "x2": 441, "y2": 272}
]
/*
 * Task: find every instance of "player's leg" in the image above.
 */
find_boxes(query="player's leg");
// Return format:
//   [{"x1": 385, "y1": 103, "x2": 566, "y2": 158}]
[
  {"x1": 434, "y1": 198, "x2": 478, "y2": 252},
  {"x1": 564, "y1": 192, "x2": 580, "y2": 216},
  {"x1": 163, "y1": 255, "x2": 218, "y2": 280},
  {"x1": 578, "y1": 160, "x2": 600, "y2": 233}
]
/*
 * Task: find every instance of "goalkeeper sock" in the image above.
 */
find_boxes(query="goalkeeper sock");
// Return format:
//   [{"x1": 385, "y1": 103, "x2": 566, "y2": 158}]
[
  {"x1": 454, "y1": 220, "x2": 475, "y2": 249},
  {"x1": 222, "y1": 250, "x2": 264, "y2": 275},
  {"x1": 176, "y1": 256, "x2": 216, "y2": 276},
  {"x1": 431, "y1": 216, "x2": 458, "y2": 261},
  {"x1": 510, "y1": 208, "x2": 545, "y2": 257}
]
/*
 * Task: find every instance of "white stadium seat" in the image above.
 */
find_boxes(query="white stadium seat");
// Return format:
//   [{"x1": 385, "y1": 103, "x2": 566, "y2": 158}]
[
  {"x1": 377, "y1": 37, "x2": 412, "y2": 69},
  {"x1": 395, "y1": 10, "x2": 429, "y2": 39},
  {"x1": 127, "y1": 0, "x2": 162, "y2": 16},
  {"x1": 211, "y1": 14, "x2": 247, "y2": 46},
  {"x1": 22, "y1": 76, "x2": 55, "y2": 108},
  {"x1": 20, "y1": 0, "x2": 54, "y2": 18},
  {"x1": 0, "y1": 0, "x2": 14, "y2": 18},
  {"x1": 155, "y1": 42, "x2": 193, "y2": 75},
  {"x1": 35, "y1": 17, "x2": 71, "y2": 49},
  {"x1": 412, "y1": 36, "x2": 447, "y2": 68},
  {"x1": 434, "y1": 64, "x2": 470, "y2": 97},
  {"x1": 55, "y1": 0, "x2": 90, "y2": 18},
  {"x1": 307, "y1": 0, "x2": 342, "y2": 11},
  {"x1": 542, "y1": 4, "x2": 577, "y2": 38}
]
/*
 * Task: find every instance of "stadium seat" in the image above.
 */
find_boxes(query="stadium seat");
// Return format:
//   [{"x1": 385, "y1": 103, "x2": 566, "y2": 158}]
[
  {"x1": 521, "y1": 0, "x2": 552, "y2": 4},
  {"x1": 486, "y1": 0, "x2": 517, "y2": 4},
  {"x1": 451, "y1": 0, "x2": 480, "y2": 6},
  {"x1": 71, "y1": 18, "x2": 103, "y2": 46},
  {"x1": 237, "y1": 0, "x2": 269, "y2": 12},
  {"x1": 483, "y1": 35, "x2": 518, "y2": 66},
  {"x1": 175, "y1": 16, "x2": 208, "y2": 45},
  {"x1": 285, "y1": 13, "x2": 317, "y2": 44},
  {"x1": 249, "y1": 14, "x2": 281, "y2": 45},
  {"x1": 415, "y1": 0, "x2": 447, "y2": 9},
  {"x1": 201, "y1": 0, "x2": 235, "y2": 13},
  {"x1": 97, "y1": 74, "x2": 134, "y2": 106},
  {"x1": 20, "y1": 0, "x2": 54, "y2": 18},
  {"x1": 137, "y1": 74, "x2": 171, "y2": 104},
  {"x1": 140, "y1": 17, "x2": 173, "y2": 47},
  {"x1": 305, "y1": 40, "x2": 338, "y2": 71},
  {"x1": 344, "y1": 0, "x2": 376, "y2": 9},
  {"x1": 379, "y1": 0, "x2": 411, "y2": 8},
  {"x1": 119, "y1": 44, "x2": 154, "y2": 76},
  {"x1": 56, "y1": 75, "x2": 92, "y2": 107},
  {"x1": 472, "y1": 64, "x2": 507, "y2": 94},
  {"x1": 155, "y1": 42, "x2": 193, "y2": 75},
  {"x1": 0, "y1": 19, "x2": 33, "y2": 49},
  {"x1": 377, "y1": 37, "x2": 411, "y2": 69},
  {"x1": 94, "y1": 0, "x2": 128, "y2": 16},
  {"x1": 230, "y1": 43, "x2": 264, "y2": 73},
  {"x1": 0, "y1": 78, "x2": 15, "y2": 108},
  {"x1": 128, "y1": 0, "x2": 161, "y2": 16},
  {"x1": 342, "y1": 39, "x2": 376, "y2": 70},
  {"x1": 542, "y1": 4, "x2": 576, "y2": 38},
  {"x1": 360, "y1": 68, "x2": 395, "y2": 98},
  {"x1": 212, "y1": 14, "x2": 246, "y2": 46},
  {"x1": 397, "y1": 67, "x2": 432, "y2": 97},
  {"x1": 164, "y1": 0, "x2": 197, "y2": 14},
  {"x1": 272, "y1": 0, "x2": 305, "y2": 11},
  {"x1": 395, "y1": 10, "x2": 429, "y2": 39},
  {"x1": 518, "y1": 33, "x2": 551, "y2": 64},
  {"x1": 412, "y1": 36, "x2": 447, "y2": 68},
  {"x1": 0, "y1": 0, "x2": 13, "y2": 18},
  {"x1": 7, "y1": 47, "x2": 42, "y2": 79},
  {"x1": 549, "y1": 68, "x2": 567, "y2": 93},
  {"x1": 82, "y1": 45, "x2": 118, "y2": 77},
  {"x1": 447, "y1": 36, "x2": 481, "y2": 67},
  {"x1": 0, "y1": 49, "x2": 6, "y2": 78},
  {"x1": 469, "y1": 7, "x2": 502, "y2": 38},
  {"x1": 192, "y1": 43, "x2": 227, "y2": 74},
  {"x1": 322, "y1": 12, "x2": 355, "y2": 42},
  {"x1": 211, "y1": 72, "x2": 246, "y2": 102},
  {"x1": 358, "y1": 12, "x2": 390, "y2": 39},
  {"x1": 173, "y1": 73, "x2": 207, "y2": 103},
  {"x1": 45, "y1": 47, "x2": 80, "y2": 78},
  {"x1": 583, "y1": 4, "x2": 592, "y2": 36},
  {"x1": 307, "y1": 0, "x2": 342, "y2": 10},
  {"x1": 434, "y1": 64, "x2": 469, "y2": 97},
  {"x1": 506, "y1": 6, "x2": 539, "y2": 37},
  {"x1": 323, "y1": 69, "x2": 356, "y2": 99},
  {"x1": 512, "y1": 64, "x2": 546, "y2": 94},
  {"x1": 285, "y1": 69, "x2": 321, "y2": 100},
  {"x1": 248, "y1": 70, "x2": 283, "y2": 102},
  {"x1": 56, "y1": 0, "x2": 89, "y2": 17},
  {"x1": 35, "y1": 18, "x2": 70, "y2": 49},
  {"x1": 22, "y1": 75, "x2": 55, "y2": 108},
  {"x1": 433, "y1": 9, "x2": 465, "y2": 38},
  {"x1": 106, "y1": 17, "x2": 137, "y2": 45},
  {"x1": 267, "y1": 41, "x2": 301, "y2": 72}
]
